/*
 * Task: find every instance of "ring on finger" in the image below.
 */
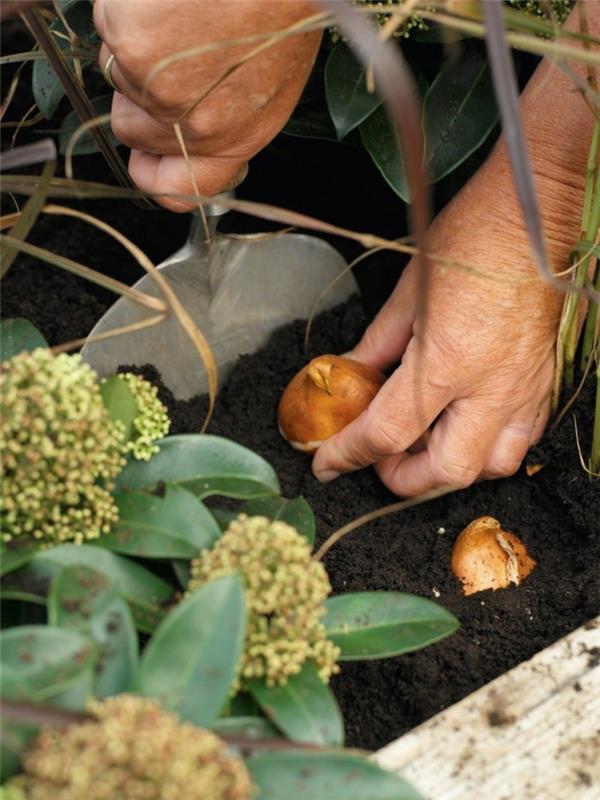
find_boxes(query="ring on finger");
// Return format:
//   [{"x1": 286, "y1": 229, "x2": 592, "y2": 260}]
[{"x1": 102, "y1": 53, "x2": 122, "y2": 94}]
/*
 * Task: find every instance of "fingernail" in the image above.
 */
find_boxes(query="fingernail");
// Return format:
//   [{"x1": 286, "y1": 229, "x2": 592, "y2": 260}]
[{"x1": 314, "y1": 469, "x2": 340, "y2": 484}]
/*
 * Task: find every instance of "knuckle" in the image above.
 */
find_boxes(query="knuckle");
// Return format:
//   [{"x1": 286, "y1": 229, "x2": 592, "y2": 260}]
[
  {"x1": 366, "y1": 412, "x2": 405, "y2": 457},
  {"x1": 486, "y1": 453, "x2": 523, "y2": 479},
  {"x1": 436, "y1": 460, "x2": 479, "y2": 489}
]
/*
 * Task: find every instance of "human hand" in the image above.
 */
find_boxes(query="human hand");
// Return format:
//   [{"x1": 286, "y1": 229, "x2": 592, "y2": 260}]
[
  {"x1": 312, "y1": 1, "x2": 596, "y2": 497},
  {"x1": 93, "y1": 0, "x2": 320, "y2": 210},
  {"x1": 312, "y1": 167, "x2": 565, "y2": 495}
]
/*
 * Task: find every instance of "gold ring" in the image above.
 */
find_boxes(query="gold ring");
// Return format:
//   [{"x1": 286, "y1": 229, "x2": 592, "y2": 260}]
[{"x1": 102, "y1": 53, "x2": 121, "y2": 93}]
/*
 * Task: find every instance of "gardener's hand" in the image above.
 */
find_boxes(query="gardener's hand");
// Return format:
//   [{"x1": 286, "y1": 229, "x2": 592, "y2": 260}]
[
  {"x1": 93, "y1": 0, "x2": 320, "y2": 211},
  {"x1": 312, "y1": 13, "x2": 593, "y2": 496}
]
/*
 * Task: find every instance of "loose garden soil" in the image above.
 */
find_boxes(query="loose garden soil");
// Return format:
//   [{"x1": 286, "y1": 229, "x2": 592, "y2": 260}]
[{"x1": 2, "y1": 35, "x2": 598, "y2": 747}]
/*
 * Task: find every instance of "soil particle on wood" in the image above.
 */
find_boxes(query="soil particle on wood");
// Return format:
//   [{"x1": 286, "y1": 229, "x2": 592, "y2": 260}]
[{"x1": 127, "y1": 298, "x2": 599, "y2": 751}]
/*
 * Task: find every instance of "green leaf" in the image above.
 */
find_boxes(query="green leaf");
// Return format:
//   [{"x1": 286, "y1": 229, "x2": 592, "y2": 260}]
[
  {"x1": 135, "y1": 575, "x2": 246, "y2": 726},
  {"x1": 59, "y1": 93, "x2": 117, "y2": 155},
  {"x1": 116, "y1": 434, "x2": 280, "y2": 500},
  {"x1": 0, "y1": 625, "x2": 97, "y2": 781},
  {"x1": 211, "y1": 508, "x2": 238, "y2": 532},
  {"x1": 324, "y1": 592, "x2": 458, "y2": 660},
  {"x1": 423, "y1": 40, "x2": 498, "y2": 183},
  {"x1": 172, "y1": 559, "x2": 192, "y2": 589},
  {"x1": 571, "y1": 240, "x2": 600, "y2": 259},
  {"x1": 360, "y1": 106, "x2": 409, "y2": 202},
  {"x1": 32, "y1": 1, "x2": 98, "y2": 119},
  {"x1": 31, "y1": 545, "x2": 172, "y2": 633},
  {"x1": 48, "y1": 565, "x2": 138, "y2": 697},
  {"x1": 99, "y1": 374, "x2": 138, "y2": 443},
  {"x1": 325, "y1": 44, "x2": 382, "y2": 140},
  {"x1": 0, "y1": 318, "x2": 47, "y2": 363},
  {"x1": 98, "y1": 486, "x2": 221, "y2": 559},
  {"x1": 248, "y1": 662, "x2": 344, "y2": 746},
  {"x1": 0, "y1": 538, "x2": 43, "y2": 577},
  {"x1": 241, "y1": 496, "x2": 316, "y2": 547},
  {"x1": 247, "y1": 751, "x2": 424, "y2": 800},
  {"x1": 211, "y1": 715, "x2": 279, "y2": 740},
  {"x1": 282, "y1": 111, "x2": 339, "y2": 141},
  {"x1": 0, "y1": 625, "x2": 96, "y2": 701}
]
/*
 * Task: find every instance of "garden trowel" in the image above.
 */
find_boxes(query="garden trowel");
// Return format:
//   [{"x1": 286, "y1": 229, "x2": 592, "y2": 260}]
[{"x1": 81, "y1": 195, "x2": 358, "y2": 399}]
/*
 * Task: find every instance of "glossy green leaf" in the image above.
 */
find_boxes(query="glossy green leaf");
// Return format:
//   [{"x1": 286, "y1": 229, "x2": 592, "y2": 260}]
[
  {"x1": 324, "y1": 592, "x2": 458, "y2": 660},
  {"x1": 99, "y1": 374, "x2": 138, "y2": 443},
  {"x1": 423, "y1": 40, "x2": 498, "y2": 183},
  {"x1": 0, "y1": 538, "x2": 43, "y2": 577},
  {"x1": 32, "y1": 1, "x2": 98, "y2": 119},
  {"x1": 0, "y1": 625, "x2": 96, "y2": 700},
  {"x1": 0, "y1": 318, "x2": 47, "y2": 363},
  {"x1": 210, "y1": 508, "x2": 238, "y2": 532},
  {"x1": 48, "y1": 565, "x2": 138, "y2": 697},
  {"x1": 0, "y1": 625, "x2": 97, "y2": 781},
  {"x1": 135, "y1": 575, "x2": 246, "y2": 726},
  {"x1": 325, "y1": 44, "x2": 382, "y2": 140},
  {"x1": 31, "y1": 545, "x2": 172, "y2": 633},
  {"x1": 241, "y1": 496, "x2": 316, "y2": 546},
  {"x1": 282, "y1": 111, "x2": 338, "y2": 141},
  {"x1": 59, "y1": 93, "x2": 117, "y2": 155},
  {"x1": 360, "y1": 106, "x2": 409, "y2": 202},
  {"x1": 116, "y1": 434, "x2": 280, "y2": 499},
  {"x1": 98, "y1": 486, "x2": 221, "y2": 559},
  {"x1": 248, "y1": 662, "x2": 344, "y2": 746},
  {"x1": 171, "y1": 559, "x2": 192, "y2": 589},
  {"x1": 247, "y1": 751, "x2": 424, "y2": 800},
  {"x1": 211, "y1": 715, "x2": 279, "y2": 740}
]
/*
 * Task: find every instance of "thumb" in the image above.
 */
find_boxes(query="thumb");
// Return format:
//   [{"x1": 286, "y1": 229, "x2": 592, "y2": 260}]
[{"x1": 350, "y1": 260, "x2": 419, "y2": 370}]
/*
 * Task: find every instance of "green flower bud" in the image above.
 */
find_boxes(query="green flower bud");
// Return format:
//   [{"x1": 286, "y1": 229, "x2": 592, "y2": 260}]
[
  {"x1": 7, "y1": 695, "x2": 253, "y2": 800},
  {"x1": 189, "y1": 515, "x2": 340, "y2": 689},
  {"x1": 0, "y1": 349, "x2": 124, "y2": 545},
  {"x1": 116, "y1": 372, "x2": 170, "y2": 461}
]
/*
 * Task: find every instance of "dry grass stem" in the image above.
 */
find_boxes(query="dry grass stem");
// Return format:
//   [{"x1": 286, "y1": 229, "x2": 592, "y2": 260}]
[
  {"x1": 313, "y1": 485, "x2": 461, "y2": 562},
  {"x1": 64, "y1": 112, "x2": 112, "y2": 181},
  {"x1": 50, "y1": 313, "x2": 167, "y2": 355},
  {"x1": 41, "y1": 203, "x2": 218, "y2": 431}
]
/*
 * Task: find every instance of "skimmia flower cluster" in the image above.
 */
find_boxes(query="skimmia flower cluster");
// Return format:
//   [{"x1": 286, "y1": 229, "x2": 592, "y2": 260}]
[
  {"x1": 0, "y1": 350, "x2": 170, "y2": 545},
  {"x1": 5, "y1": 695, "x2": 253, "y2": 800},
  {"x1": 0, "y1": 349, "x2": 124, "y2": 545},
  {"x1": 115, "y1": 371, "x2": 170, "y2": 461},
  {"x1": 189, "y1": 514, "x2": 340, "y2": 689}
]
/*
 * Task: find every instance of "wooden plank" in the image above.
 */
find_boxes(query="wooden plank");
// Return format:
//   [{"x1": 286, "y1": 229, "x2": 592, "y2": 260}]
[{"x1": 374, "y1": 617, "x2": 600, "y2": 800}]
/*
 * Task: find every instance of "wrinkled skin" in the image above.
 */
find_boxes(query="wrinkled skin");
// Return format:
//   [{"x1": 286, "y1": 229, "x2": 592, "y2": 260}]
[
  {"x1": 93, "y1": 0, "x2": 321, "y2": 210},
  {"x1": 95, "y1": 1, "x2": 597, "y2": 496}
]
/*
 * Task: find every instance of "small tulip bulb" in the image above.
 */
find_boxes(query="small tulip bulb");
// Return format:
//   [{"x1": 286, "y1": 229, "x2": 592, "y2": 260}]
[
  {"x1": 451, "y1": 516, "x2": 536, "y2": 596},
  {"x1": 278, "y1": 355, "x2": 385, "y2": 453}
]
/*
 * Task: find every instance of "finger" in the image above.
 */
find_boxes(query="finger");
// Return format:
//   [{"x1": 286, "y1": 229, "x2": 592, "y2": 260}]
[
  {"x1": 128, "y1": 150, "x2": 249, "y2": 212},
  {"x1": 109, "y1": 93, "x2": 178, "y2": 153},
  {"x1": 375, "y1": 398, "x2": 504, "y2": 496},
  {"x1": 479, "y1": 393, "x2": 551, "y2": 480},
  {"x1": 312, "y1": 346, "x2": 454, "y2": 481},
  {"x1": 349, "y1": 261, "x2": 419, "y2": 370},
  {"x1": 98, "y1": 43, "x2": 135, "y2": 98}
]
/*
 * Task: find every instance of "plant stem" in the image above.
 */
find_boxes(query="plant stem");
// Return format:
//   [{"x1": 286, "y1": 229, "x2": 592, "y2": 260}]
[
  {"x1": 557, "y1": 118, "x2": 600, "y2": 390},
  {"x1": 592, "y1": 360, "x2": 600, "y2": 475}
]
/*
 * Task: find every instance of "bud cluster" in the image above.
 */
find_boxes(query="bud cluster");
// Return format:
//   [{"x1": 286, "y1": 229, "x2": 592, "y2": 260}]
[
  {"x1": 6, "y1": 694, "x2": 253, "y2": 800},
  {"x1": 189, "y1": 515, "x2": 340, "y2": 688}
]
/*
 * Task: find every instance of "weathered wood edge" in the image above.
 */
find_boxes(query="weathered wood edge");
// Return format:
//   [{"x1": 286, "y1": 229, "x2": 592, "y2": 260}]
[{"x1": 373, "y1": 617, "x2": 600, "y2": 800}]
